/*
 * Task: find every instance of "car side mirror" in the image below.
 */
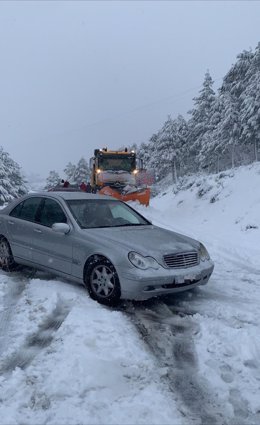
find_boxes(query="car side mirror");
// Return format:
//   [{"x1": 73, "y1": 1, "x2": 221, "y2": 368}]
[{"x1": 52, "y1": 223, "x2": 71, "y2": 234}]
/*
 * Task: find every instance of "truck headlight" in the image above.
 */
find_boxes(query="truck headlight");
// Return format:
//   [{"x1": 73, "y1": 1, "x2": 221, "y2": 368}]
[
  {"x1": 128, "y1": 252, "x2": 160, "y2": 270},
  {"x1": 199, "y1": 243, "x2": 210, "y2": 262}
]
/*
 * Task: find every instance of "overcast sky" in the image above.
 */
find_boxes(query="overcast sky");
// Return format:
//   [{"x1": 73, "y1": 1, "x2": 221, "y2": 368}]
[{"x1": 1, "y1": 1, "x2": 260, "y2": 179}]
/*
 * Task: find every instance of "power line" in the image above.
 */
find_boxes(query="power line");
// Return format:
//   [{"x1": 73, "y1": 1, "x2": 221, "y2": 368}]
[{"x1": 44, "y1": 76, "x2": 224, "y2": 139}]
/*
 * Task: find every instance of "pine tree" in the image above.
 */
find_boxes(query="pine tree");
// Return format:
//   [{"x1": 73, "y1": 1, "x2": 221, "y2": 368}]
[
  {"x1": 240, "y1": 44, "x2": 260, "y2": 161},
  {"x1": 138, "y1": 142, "x2": 149, "y2": 167},
  {"x1": 156, "y1": 116, "x2": 185, "y2": 183},
  {"x1": 73, "y1": 157, "x2": 90, "y2": 185},
  {"x1": 221, "y1": 49, "x2": 253, "y2": 99},
  {"x1": 217, "y1": 49, "x2": 254, "y2": 167},
  {"x1": 199, "y1": 96, "x2": 225, "y2": 172},
  {"x1": 64, "y1": 162, "x2": 77, "y2": 183},
  {"x1": 45, "y1": 170, "x2": 61, "y2": 189},
  {"x1": 189, "y1": 71, "x2": 215, "y2": 141},
  {"x1": 0, "y1": 147, "x2": 28, "y2": 204},
  {"x1": 153, "y1": 117, "x2": 175, "y2": 181}
]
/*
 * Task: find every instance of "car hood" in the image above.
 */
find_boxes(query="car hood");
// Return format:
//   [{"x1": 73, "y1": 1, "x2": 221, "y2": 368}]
[{"x1": 85, "y1": 225, "x2": 200, "y2": 262}]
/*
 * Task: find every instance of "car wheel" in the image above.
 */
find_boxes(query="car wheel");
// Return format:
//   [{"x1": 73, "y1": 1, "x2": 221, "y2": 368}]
[
  {"x1": 0, "y1": 237, "x2": 17, "y2": 271},
  {"x1": 85, "y1": 258, "x2": 121, "y2": 306}
]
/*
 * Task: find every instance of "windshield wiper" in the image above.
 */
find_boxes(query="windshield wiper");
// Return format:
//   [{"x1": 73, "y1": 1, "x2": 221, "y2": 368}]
[
  {"x1": 112, "y1": 223, "x2": 148, "y2": 227},
  {"x1": 82, "y1": 225, "x2": 112, "y2": 229},
  {"x1": 82, "y1": 223, "x2": 150, "y2": 229}
]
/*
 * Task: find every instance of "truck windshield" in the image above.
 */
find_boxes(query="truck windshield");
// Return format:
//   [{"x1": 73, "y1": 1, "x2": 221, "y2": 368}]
[{"x1": 99, "y1": 156, "x2": 135, "y2": 172}]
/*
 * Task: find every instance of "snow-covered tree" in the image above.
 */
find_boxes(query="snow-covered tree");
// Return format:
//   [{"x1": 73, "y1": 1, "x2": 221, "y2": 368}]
[
  {"x1": 64, "y1": 162, "x2": 77, "y2": 183},
  {"x1": 215, "y1": 49, "x2": 254, "y2": 167},
  {"x1": 145, "y1": 134, "x2": 160, "y2": 170},
  {"x1": 138, "y1": 134, "x2": 161, "y2": 180},
  {"x1": 221, "y1": 49, "x2": 253, "y2": 99},
  {"x1": 240, "y1": 44, "x2": 260, "y2": 161},
  {"x1": 138, "y1": 142, "x2": 150, "y2": 168},
  {"x1": 45, "y1": 170, "x2": 61, "y2": 189},
  {"x1": 188, "y1": 71, "x2": 216, "y2": 159},
  {"x1": 221, "y1": 93, "x2": 241, "y2": 168},
  {"x1": 156, "y1": 116, "x2": 177, "y2": 181},
  {"x1": 198, "y1": 96, "x2": 225, "y2": 172},
  {"x1": 73, "y1": 157, "x2": 90, "y2": 185},
  {"x1": 0, "y1": 147, "x2": 28, "y2": 204}
]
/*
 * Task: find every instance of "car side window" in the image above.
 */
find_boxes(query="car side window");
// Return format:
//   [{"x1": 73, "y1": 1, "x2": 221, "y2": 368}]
[
  {"x1": 10, "y1": 197, "x2": 42, "y2": 222},
  {"x1": 38, "y1": 198, "x2": 67, "y2": 227}
]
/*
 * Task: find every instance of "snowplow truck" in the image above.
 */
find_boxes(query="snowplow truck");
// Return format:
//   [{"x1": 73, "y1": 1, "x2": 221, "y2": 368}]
[{"x1": 89, "y1": 148, "x2": 151, "y2": 206}]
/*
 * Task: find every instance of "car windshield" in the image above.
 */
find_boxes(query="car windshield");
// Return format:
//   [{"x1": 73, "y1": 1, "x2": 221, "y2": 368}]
[{"x1": 66, "y1": 199, "x2": 150, "y2": 229}]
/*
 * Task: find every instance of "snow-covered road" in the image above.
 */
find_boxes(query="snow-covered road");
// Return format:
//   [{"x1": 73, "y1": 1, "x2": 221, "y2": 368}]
[{"x1": 0, "y1": 165, "x2": 260, "y2": 425}]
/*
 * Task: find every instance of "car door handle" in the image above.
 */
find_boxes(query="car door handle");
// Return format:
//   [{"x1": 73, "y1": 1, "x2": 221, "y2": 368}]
[
  {"x1": 8, "y1": 220, "x2": 14, "y2": 225},
  {"x1": 34, "y1": 228, "x2": 42, "y2": 233}
]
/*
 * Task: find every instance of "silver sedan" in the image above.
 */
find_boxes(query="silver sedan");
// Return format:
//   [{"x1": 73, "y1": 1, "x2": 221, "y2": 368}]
[{"x1": 0, "y1": 192, "x2": 214, "y2": 305}]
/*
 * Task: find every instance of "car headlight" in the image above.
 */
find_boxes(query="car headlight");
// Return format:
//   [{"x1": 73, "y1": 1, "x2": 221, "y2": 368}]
[
  {"x1": 128, "y1": 252, "x2": 160, "y2": 270},
  {"x1": 199, "y1": 243, "x2": 210, "y2": 262}
]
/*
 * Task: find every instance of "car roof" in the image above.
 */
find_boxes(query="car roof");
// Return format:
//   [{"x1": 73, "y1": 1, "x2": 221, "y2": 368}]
[
  {"x1": 0, "y1": 191, "x2": 118, "y2": 215},
  {"x1": 29, "y1": 191, "x2": 115, "y2": 201}
]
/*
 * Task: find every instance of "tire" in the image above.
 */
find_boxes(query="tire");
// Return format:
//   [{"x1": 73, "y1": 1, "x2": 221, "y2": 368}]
[
  {"x1": 85, "y1": 258, "x2": 121, "y2": 306},
  {"x1": 0, "y1": 237, "x2": 17, "y2": 272}
]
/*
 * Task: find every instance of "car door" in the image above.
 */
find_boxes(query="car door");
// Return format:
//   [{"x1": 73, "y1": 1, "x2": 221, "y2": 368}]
[
  {"x1": 6, "y1": 197, "x2": 43, "y2": 261},
  {"x1": 31, "y1": 197, "x2": 73, "y2": 275}
]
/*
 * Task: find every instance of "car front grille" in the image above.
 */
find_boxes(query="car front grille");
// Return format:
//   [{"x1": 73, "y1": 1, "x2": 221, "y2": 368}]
[{"x1": 163, "y1": 251, "x2": 199, "y2": 269}]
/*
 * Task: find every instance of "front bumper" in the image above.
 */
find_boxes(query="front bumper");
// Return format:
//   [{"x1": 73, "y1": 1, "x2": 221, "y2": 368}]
[{"x1": 116, "y1": 260, "x2": 214, "y2": 301}]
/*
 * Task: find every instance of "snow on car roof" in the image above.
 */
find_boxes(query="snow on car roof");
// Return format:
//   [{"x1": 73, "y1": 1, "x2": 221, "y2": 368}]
[
  {"x1": 35, "y1": 191, "x2": 115, "y2": 201},
  {"x1": 50, "y1": 191, "x2": 114, "y2": 201}
]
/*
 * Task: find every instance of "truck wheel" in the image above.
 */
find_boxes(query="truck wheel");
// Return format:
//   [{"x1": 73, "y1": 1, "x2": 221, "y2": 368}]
[{"x1": 85, "y1": 258, "x2": 121, "y2": 306}]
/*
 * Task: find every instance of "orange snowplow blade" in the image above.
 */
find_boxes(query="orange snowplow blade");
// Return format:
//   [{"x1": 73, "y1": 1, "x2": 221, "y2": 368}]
[{"x1": 99, "y1": 186, "x2": 150, "y2": 206}]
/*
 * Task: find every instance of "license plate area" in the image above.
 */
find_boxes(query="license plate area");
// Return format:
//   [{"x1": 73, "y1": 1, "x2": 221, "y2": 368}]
[
  {"x1": 162, "y1": 276, "x2": 200, "y2": 289},
  {"x1": 175, "y1": 276, "x2": 186, "y2": 285}
]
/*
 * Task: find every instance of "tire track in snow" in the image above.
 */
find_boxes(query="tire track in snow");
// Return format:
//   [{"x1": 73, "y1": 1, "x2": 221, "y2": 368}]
[
  {"x1": 0, "y1": 271, "x2": 30, "y2": 356},
  {"x1": 122, "y1": 300, "x2": 226, "y2": 425},
  {"x1": 122, "y1": 297, "x2": 260, "y2": 425},
  {"x1": 0, "y1": 299, "x2": 70, "y2": 375},
  {"x1": 165, "y1": 298, "x2": 260, "y2": 425}
]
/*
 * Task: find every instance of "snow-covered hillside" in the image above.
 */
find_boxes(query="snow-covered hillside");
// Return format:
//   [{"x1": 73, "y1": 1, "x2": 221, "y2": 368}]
[
  {"x1": 0, "y1": 163, "x2": 260, "y2": 425},
  {"x1": 142, "y1": 162, "x2": 260, "y2": 266}
]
